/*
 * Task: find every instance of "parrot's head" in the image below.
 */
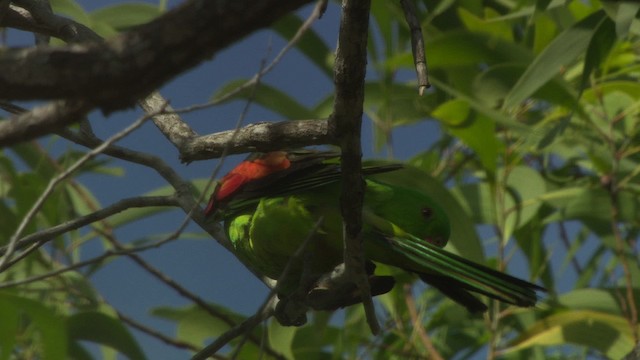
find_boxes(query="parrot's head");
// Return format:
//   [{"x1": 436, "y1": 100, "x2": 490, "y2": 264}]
[
  {"x1": 369, "y1": 181, "x2": 451, "y2": 248},
  {"x1": 204, "y1": 151, "x2": 291, "y2": 217},
  {"x1": 414, "y1": 201, "x2": 450, "y2": 248}
]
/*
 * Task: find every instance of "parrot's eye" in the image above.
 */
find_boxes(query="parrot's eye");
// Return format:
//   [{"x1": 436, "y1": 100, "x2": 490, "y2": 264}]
[{"x1": 421, "y1": 207, "x2": 433, "y2": 219}]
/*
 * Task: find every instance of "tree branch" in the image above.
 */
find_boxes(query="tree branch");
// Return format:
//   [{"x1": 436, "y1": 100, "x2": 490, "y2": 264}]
[
  {"x1": 0, "y1": 195, "x2": 179, "y2": 257},
  {"x1": 330, "y1": 0, "x2": 378, "y2": 334},
  {"x1": 0, "y1": 0, "x2": 314, "y2": 147},
  {"x1": 399, "y1": 0, "x2": 429, "y2": 95},
  {"x1": 180, "y1": 119, "x2": 331, "y2": 162},
  {"x1": 0, "y1": 0, "x2": 314, "y2": 106},
  {"x1": 0, "y1": 108, "x2": 156, "y2": 272},
  {"x1": 0, "y1": 100, "x2": 93, "y2": 148}
]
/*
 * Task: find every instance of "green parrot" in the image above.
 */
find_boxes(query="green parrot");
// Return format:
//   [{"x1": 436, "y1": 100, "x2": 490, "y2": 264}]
[{"x1": 205, "y1": 150, "x2": 544, "y2": 320}]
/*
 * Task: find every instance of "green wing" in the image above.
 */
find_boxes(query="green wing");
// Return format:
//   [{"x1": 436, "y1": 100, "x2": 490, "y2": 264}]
[
  {"x1": 382, "y1": 233, "x2": 544, "y2": 311},
  {"x1": 220, "y1": 160, "x2": 402, "y2": 219}
]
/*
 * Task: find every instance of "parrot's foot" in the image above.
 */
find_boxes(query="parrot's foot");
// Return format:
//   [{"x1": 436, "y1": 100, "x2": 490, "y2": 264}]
[
  {"x1": 274, "y1": 297, "x2": 308, "y2": 326},
  {"x1": 273, "y1": 262, "x2": 396, "y2": 325},
  {"x1": 306, "y1": 263, "x2": 395, "y2": 311}
]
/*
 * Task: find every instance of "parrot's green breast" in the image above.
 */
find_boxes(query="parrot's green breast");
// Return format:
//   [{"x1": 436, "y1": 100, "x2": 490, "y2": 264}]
[{"x1": 226, "y1": 190, "x2": 346, "y2": 294}]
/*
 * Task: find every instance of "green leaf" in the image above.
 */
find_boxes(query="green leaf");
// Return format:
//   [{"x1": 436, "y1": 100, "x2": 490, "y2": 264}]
[
  {"x1": 0, "y1": 292, "x2": 67, "y2": 359},
  {"x1": 0, "y1": 297, "x2": 19, "y2": 360},
  {"x1": 267, "y1": 321, "x2": 295, "y2": 359},
  {"x1": 602, "y1": 2, "x2": 640, "y2": 38},
  {"x1": 503, "y1": 10, "x2": 606, "y2": 108},
  {"x1": 451, "y1": 166, "x2": 546, "y2": 241},
  {"x1": 557, "y1": 288, "x2": 640, "y2": 315},
  {"x1": 535, "y1": 0, "x2": 553, "y2": 12},
  {"x1": 291, "y1": 319, "x2": 340, "y2": 359},
  {"x1": 51, "y1": 0, "x2": 92, "y2": 25},
  {"x1": 90, "y1": 3, "x2": 162, "y2": 31},
  {"x1": 430, "y1": 76, "x2": 530, "y2": 133},
  {"x1": 543, "y1": 188, "x2": 640, "y2": 235},
  {"x1": 364, "y1": 82, "x2": 439, "y2": 127},
  {"x1": 457, "y1": 7, "x2": 513, "y2": 41},
  {"x1": 67, "y1": 311, "x2": 146, "y2": 360},
  {"x1": 501, "y1": 166, "x2": 547, "y2": 241},
  {"x1": 505, "y1": 309, "x2": 635, "y2": 359},
  {"x1": 472, "y1": 63, "x2": 580, "y2": 111},
  {"x1": 581, "y1": 16, "x2": 616, "y2": 90},
  {"x1": 433, "y1": 99, "x2": 501, "y2": 172},
  {"x1": 151, "y1": 304, "x2": 248, "y2": 347},
  {"x1": 387, "y1": 31, "x2": 531, "y2": 71}
]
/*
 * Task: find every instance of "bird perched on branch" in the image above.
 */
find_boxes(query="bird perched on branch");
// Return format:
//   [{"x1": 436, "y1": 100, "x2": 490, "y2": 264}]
[{"x1": 205, "y1": 150, "x2": 544, "y2": 324}]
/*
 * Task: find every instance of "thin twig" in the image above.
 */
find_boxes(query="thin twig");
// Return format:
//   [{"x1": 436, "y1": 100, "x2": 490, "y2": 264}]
[
  {"x1": 97, "y1": 226, "x2": 285, "y2": 359},
  {"x1": 399, "y1": 0, "x2": 430, "y2": 95},
  {"x1": 598, "y1": 86, "x2": 639, "y2": 342},
  {"x1": 210, "y1": 0, "x2": 329, "y2": 106},
  {"x1": 192, "y1": 301, "x2": 275, "y2": 360},
  {"x1": 557, "y1": 221, "x2": 583, "y2": 275},
  {"x1": 0, "y1": 236, "x2": 180, "y2": 290},
  {"x1": 0, "y1": 195, "x2": 178, "y2": 257},
  {"x1": 403, "y1": 284, "x2": 444, "y2": 360},
  {"x1": 0, "y1": 106, "x2": 163, "y2": 272},
  {"x1": 117, "y1": 311, "x2": 205, "y2": 354}
]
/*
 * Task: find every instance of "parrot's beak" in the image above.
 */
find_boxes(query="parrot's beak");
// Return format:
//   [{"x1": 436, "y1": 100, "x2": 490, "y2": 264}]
[{"x1": 425, "y1": 236, "x2": 447, "y2": 247}]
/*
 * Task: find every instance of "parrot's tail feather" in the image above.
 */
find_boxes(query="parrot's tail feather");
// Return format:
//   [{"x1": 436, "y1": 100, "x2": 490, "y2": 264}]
[
  {"x1": 419, "y1": 274, "x2": 488, "y2": 313},
  {"x1": 388, "y1": 235, "x2": 545, "y2": 307}
]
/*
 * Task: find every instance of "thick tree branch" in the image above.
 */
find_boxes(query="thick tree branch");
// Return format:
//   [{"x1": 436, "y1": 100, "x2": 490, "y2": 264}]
[
  {"x1": 330, "y1": 0, "x2": 377, "y2": 333},
  {"x1": 0, "y1": 0, "x2": 314, "y2": 106},
  {"x1": 180, "y1": 119, "x2": 331, "y2": 162},
  {"x1": 139, "y1": 92, "x2": 198, "y2": 149},
  {"x1": 0, "y1": 0, "x2": 314, "y2": 148}
]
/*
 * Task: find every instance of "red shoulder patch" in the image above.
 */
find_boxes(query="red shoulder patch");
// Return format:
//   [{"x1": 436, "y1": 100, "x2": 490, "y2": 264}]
[{"x1": 204, "y1": 151, "x2": 292, "y2": 217}]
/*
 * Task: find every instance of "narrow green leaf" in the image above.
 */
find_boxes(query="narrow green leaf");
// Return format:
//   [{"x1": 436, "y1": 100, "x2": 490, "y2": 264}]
[
  {"x1": 364, "y1": 82, "x2": 439, "y2": 127},
  {"x1": 502, "y1": 166, "x2": 547, "y2": 240},
  {"x1": 67, "y1": 311, "x2": 146, "y2": 360},
  {"x1": 535, "y1": 0, "x2": 553, "y2": 12},
  {"x1": 457, "y1": 7, "x2": 513, "y2": 41},
  {"x1": 268, "y1": 321, "x2": 295, "y2": 359},
  {"x1": 432, "y1": 99, "x2": 501, "y2": 172},
  {"x1": 0, "y1": 298, "x2": 19, "y2": 360},
  {"x1": 505, "y1": 310, "x2": 635, "y2": 359},
  {"x1": 51, "y1": 0, "x2": 92, "y2": 25},
  {"x1": 401, "y1": 31, "x2": 532, "y2": 70},
  {"x1": 1, "y1": 292, "x2": 67, "y2": 359},
  {"x1": 473, "y1": 63, "x2": 581, "y2": 111},
  {"x1": 503, "y1": 10, "x2": 606, "y2": 108},
  {"x1": 602, "y1": 2, "x2": 640, "y2": 38},
  {"x1": 581, "y1": 16, "x2": 616, "y2": 90},
  {"x1": 90, "y1": 3, "x2": 162, "y2": 31},
  {"x1": 152, "y1": 304, "x2": 248, "y2": 347},
  {"x1": 430, "y1": 77, "x2": 530, "y2": 133}
]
